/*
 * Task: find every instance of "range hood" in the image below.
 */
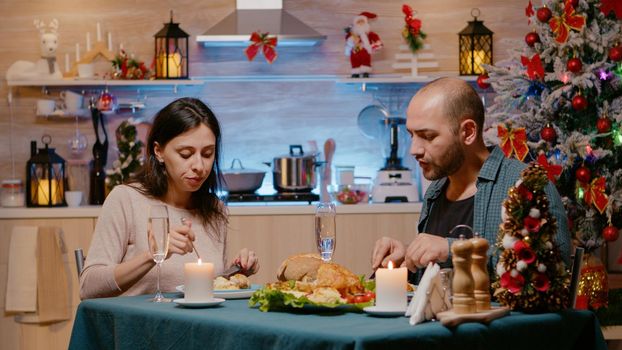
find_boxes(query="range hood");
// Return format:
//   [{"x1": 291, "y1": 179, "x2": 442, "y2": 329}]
[{"x1": 196, "y1": 0, "x2": 326, "y2": 47}]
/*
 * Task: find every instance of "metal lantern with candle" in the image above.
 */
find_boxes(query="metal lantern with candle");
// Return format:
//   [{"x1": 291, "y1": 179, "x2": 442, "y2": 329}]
[
  {"x1": 154, "y1": 11, "x2": 189, "y2": 79},
  {"x1": 458, "y1": 8, "x2": 493, "y2": 76},
  {"x1": 26, "y1": 135, "x2": 66, "y2": 207}
]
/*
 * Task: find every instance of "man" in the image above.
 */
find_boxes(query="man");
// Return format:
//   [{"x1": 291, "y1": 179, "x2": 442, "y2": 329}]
[{"x1": 371, "y1": 78, "x2": 571, "y2": 275}]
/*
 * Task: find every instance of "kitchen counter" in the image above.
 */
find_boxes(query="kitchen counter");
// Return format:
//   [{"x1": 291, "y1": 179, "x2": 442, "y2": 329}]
[{"x1": 0, "y1": 202, "x2": 422, "y2": 219}]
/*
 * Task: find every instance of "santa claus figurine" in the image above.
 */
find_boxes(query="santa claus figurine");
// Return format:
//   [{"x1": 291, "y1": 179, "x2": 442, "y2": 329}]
[{"x1": 345, "y1": 12, "x2": 383, "y2": 78}]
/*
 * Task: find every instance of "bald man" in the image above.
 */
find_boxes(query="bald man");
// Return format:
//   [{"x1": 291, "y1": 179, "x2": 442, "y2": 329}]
[{"x1": 371, "y1": 78, "x2": 571, "y2": 276}]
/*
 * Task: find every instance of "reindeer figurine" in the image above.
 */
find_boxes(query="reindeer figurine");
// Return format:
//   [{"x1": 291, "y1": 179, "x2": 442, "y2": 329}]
[{"x1": 6, "y1": 19, "x2": 63, "y2": 80}]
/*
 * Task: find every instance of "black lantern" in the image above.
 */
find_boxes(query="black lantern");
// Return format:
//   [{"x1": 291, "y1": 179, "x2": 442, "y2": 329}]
[
  {"x1": 154, "y1": 11, "x2": 189, "y2": 79},
  {"x1": 26, "y1": 135, "x2": 66, "y2": 207},
  {"x1": 458, "y1": 8, "x2": 494, "y2": 76}
]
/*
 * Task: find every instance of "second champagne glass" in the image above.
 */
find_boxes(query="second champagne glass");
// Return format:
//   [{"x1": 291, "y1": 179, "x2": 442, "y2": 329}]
[
  {"x1": 315, "y1": 202, "x2": 336, "y2": 262},
  {"x1": 147, "y1": 204, "x2": 171, "y2": 302}
]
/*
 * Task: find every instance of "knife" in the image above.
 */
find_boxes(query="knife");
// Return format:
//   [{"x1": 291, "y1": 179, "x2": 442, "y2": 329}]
[{"x1": 219, "y1": 264, "x2": 242, "y2": 278}]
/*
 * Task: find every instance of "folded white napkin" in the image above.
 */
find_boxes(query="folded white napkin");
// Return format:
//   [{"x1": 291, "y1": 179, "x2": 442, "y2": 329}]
[
  {"x1": 5, "y1": 226, "x2": 38, "y2": 312},
  {"x1": 406, "y1": 262, "x2": 451, "y2": 325}
]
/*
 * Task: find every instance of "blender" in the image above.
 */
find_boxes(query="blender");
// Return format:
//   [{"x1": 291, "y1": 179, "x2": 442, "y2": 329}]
[{"x1": 357, "y1": 104, "x2": 418, "y2": 203}]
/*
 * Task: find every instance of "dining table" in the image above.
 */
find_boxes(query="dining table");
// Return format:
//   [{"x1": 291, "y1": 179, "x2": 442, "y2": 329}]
[{"x1": 68, "y1": 293, "x2": 607, "y2": 350}]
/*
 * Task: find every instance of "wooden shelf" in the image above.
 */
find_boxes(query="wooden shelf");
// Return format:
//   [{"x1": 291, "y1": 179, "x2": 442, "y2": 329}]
[{"x1": 6, "y1": 79, "x2": 204, "y2": 87}]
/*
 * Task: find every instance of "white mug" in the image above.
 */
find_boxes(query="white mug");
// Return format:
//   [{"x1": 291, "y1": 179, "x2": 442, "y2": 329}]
[
  {"x1": 36, "y1": 99, "x2": 56, "y2": 116},
  {"x1": 60, "y1": 90, "x2": 83, "y2": 113},
  {"x1": 77, "y1": 63, "x2": 94, "y2": 78},
  {"x1": 65, "y1": 190, "x2": 83, "y2": 207}
]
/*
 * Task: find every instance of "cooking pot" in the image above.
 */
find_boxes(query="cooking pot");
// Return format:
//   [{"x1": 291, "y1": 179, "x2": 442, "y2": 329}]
[
  {"x1": 265, "y1": 145, "x2": 322, "y2": 192},
  {"x1": 221, "y1": 159, "x2": 266, "y2": 193}
]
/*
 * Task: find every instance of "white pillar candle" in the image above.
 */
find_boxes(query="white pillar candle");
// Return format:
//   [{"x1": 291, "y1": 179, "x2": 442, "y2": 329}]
[
  {"x1": 86, "y1": 32, "x2": 91, "y2": 51},
  {"x1": 184, "y1": 260, "x2": 214, "y2": 302},
  {"x1": 75, "y1": 43, "x2": 80, "y2": 62},
  {"x1": 96, "y1": 22, "x2": 101, "y2": 41},
  {"x1": 65, "y1": 53, "x2": 69, "y2": 72},
  {"x1": 375, "y1": 261, "x2": 407, "y2": 310},
  {"x1": 107, "y1": 32, "x2": 112, "y2": 51}
]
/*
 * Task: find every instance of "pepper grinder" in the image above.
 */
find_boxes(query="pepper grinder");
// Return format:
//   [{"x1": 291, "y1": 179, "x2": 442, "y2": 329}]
[
  {"x1": 471, "y1": 232, "x2": 490, "y2": 312},
  {"x1": 451, "y1": 234, "x2": 476, "y2": 314}
]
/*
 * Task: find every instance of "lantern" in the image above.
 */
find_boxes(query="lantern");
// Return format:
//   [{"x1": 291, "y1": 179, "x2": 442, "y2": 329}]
[
  {"x1": 154, "y1": 11, "x2": 189, "y2": 79},
  {"x1": 458, "y1": 8, "x2": 494, "y2": 76},
  {"x1": 26, "y1": 135, "x2": 66, "y2": 207}
]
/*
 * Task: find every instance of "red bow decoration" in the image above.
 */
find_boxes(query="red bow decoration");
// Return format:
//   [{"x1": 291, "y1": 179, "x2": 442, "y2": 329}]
[
  {"x1": 582, "y1": 176, "x2": 609, "y2": 214},
  {"x1": 245, "y1": 32, "x2": 278, "y2": 64},
  {"x1": 525, "y1": 1, "x2": 534, "y2": 24},
  {"x1": 402, "y1": 5, "x2": 422, "y2": 35},
  {"x1": 549, "y1": 2, "x2": 586, "y2": 43},
  {"x1": 601, "y1": 0, "x2": 622, "y2": 19},
  {"x1": 498, "y1": 124, "x2": 529, "y2": 161},
  {"x1": 521, "y1": 54, "x2": 545, "y2": 80},
  {"x1": 537, "y1": 154, "x2": 562, "y2": 184}
]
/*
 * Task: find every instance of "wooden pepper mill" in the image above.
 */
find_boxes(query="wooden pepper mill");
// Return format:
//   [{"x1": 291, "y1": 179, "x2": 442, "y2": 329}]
[
  {"x1": 451, "y1": 235, "x2": 476, "y2": 314},
  {"x1": 471, "y1": 232, "x2": 491, "y2": 311}
]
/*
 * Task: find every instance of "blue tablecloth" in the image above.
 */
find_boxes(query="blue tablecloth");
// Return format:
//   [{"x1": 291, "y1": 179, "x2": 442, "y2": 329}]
[{"x1": 69, "y1": 294, "x2": 607, "y2": 350}]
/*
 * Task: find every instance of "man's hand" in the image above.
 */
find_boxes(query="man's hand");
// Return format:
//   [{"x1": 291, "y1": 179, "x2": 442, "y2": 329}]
[
  {"x1": 371, "y1": 237, "x2": 406, "y2": 270},
  {"x1": 402, "y1": 233, "x2": 449, "y2": 271}
]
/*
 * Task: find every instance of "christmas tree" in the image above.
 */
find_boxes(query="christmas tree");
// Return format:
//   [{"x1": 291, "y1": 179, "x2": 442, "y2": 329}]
[
  {"x1": 493, "y1": 163, "x2": 570, "y2": 312},
  {"x1": 105, "y1": 120, "x2": 144, "y2": 190},
  {"x1": 483, "y1": 0, "x2": 622, "y2": 273}
]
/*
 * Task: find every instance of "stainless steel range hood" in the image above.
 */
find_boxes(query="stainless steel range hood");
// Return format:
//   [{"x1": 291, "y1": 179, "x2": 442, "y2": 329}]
[{"x1": 196, "y1": 0, "x2": 326, "y2": 47}]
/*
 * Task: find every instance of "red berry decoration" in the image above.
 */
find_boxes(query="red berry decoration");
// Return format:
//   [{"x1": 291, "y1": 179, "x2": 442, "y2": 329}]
[
  {"x1": 566, "y1": 58, "x2": 582, "y2": 73},
  {"x1": 596, "y1": 117, "x2": 612, "y2": 133},
  {"x1": 603, "y1": 226, "x2": 620, "y2": 242},
  {"x1": 572, "y1": 95, "x2": 588, "y2": 111},
  {"x1": 568, "y1": 0, "x2": 579, "y2": 7},
  {"x1": 609, "y1": 46, "x2": 622, "y2": 62},
  {"x1": 537, "y1": 7, "x2": 552, "y2": 22},
  {"x1": 575, "y1": 166, "x2": 591, "y2": 183},
  {"x1": 525, "y1": 32, "x2": 540, "y2": 47},
  {"x1": 476, "y1": 73, "x2": 490, "y2": 89},
  {"x1": 540, "y1": 124, "x2": 557, "y2": 142}
]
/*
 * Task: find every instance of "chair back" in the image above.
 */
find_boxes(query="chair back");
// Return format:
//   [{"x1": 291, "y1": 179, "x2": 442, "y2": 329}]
[{"x1": 74, "y1": 248, "x2": 85, "y2": 277}]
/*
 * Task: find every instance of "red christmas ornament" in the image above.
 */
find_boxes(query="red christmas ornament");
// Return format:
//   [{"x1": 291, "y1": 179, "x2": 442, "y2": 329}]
[
  {"x1": 96, "y1": 91, "x2": 116, "y2": 112},
  {"x1": 609, "y1": 46, "x2": 622, "y2": 62},
  {"x1": 603, "y1": 226, "x2": 620, "y2": 242},
  {"x1": 575, "y1": 166, "x2": 591, "y2": 183},
  {"x1": 572, "y1": 95, "x2": 588, "y2": 111},
  {"x1": 540, "y1": 124, "x2": 557, "y2": 142},
  {"x1": 476, "y1": 73, "x2": 490, "y2": 89},
  {"x1": 537, "y1": 7, "x2": 552, "y2": 22},
  {"x1": 566, "y1": 58, "x2": 582, "y2": 73},
  {"x1": 597, "y1": 117, "x2": 612, "y2": 133},
  {"x1": 525, "y1": 32, "x2": 540, "y2": 47}
]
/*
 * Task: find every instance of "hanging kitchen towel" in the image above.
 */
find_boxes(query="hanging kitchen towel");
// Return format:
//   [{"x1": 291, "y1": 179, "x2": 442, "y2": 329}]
[
  {"x1": 5, "y1": 226, "x2": 38, "y2": 312},
  {"x1": 15, "y1": 226, "x2": 70, "y2": 324}
]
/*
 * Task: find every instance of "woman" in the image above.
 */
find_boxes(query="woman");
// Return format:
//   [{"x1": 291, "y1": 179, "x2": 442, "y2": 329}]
[{"x1": 80, "y1": 97, "x2": 259, "y2": 299}]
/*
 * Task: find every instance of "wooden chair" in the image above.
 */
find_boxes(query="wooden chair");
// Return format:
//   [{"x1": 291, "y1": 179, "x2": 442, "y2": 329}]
[{"x1": 74, "y1": 248, "x2": 85, "y2": 277}]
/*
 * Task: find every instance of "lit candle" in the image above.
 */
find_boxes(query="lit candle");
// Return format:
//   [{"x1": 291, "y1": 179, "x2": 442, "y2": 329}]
[
  {"x1": 107, "y1": 32, "x2": 112, "y2": 52},
  {"x1": 86, "y1": 32, "x2": 91, "y2": 51},
  {"x1": 65, "y1": 53, "x2": 69, "y2": 72},
  {"x1": 75, "y1": 43, "x2": 80, "y2": 62},
  {"x1": 375, "y1": 261, "x2": 407, "y2": 310},
  {"x1": 473, "y1": 50, "x2": 485, "y2": 75},
  {"x1": 184, "y1": 259, "x2": 214, "y2": 302},
  {"x1": 96, "y1": 22, "x2": 101, "y2": 41},
  {"x1": 37, "y1": 179, "x2": 59, "y2": 205},
  {"x1": 157, "y1": 53, "x2": 182, "y2": 78}
]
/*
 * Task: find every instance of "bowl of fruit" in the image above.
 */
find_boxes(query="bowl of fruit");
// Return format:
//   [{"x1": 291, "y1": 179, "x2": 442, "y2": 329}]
[{"x1": 335, "y1": 184, "x2": 370, "y2": 205}]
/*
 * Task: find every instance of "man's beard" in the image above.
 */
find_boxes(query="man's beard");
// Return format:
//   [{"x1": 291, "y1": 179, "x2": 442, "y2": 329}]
[
  {"x1": 421, "y1": 139, "x2": 465, "y2": 181},
  {"x1": 352, "y1": 21, "x2": 370, "y2": 36}
]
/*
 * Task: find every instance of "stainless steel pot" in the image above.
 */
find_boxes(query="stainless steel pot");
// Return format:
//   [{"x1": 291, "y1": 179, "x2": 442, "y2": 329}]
[
  {"x1": 266, "y1": 145, "x2": 321, "y2": 192},
  {"x1": 221, "y1": 159, "x2": 266, "y2": 193}
]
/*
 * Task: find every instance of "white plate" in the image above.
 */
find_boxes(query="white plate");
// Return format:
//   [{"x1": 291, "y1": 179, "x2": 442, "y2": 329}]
[
  {"x1": 363, "y1": 306, "x2": 407, "y2": 317},
  {"x1": 175, "y1": 284, "x2": 260, "y2": 299},
  {"x1": 173, "y1": 298, "x2": 225, "y2": 308}
]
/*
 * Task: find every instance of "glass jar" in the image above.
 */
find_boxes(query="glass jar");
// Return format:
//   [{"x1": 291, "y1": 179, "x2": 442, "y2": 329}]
[{"x1": 1, "y1": 179, "x2": 25, "y2": 207}]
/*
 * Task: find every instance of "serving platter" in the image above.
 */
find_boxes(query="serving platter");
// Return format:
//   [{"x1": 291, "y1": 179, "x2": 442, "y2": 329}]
[{"x1": 176, "y1": 284, "x2": 261, "y2": 299}]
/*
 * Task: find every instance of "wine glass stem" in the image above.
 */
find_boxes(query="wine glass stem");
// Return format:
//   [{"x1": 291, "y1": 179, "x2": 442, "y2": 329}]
[{"x1": 156, "y1": 262, "x2": 162, "y2": 299}]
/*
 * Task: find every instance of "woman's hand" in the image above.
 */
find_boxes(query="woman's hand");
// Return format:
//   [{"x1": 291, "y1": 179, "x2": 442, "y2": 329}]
[
  {"x1": 166, "y1": 218, "x2": 196, "y2": 259},
  {"x1": 232, "y1": 248, "x2": 259, "y2": 276}
]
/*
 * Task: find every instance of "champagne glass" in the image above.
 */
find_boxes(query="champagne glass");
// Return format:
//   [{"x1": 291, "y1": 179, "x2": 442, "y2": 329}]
[
  {"x1": 147, "y1": 204, "x2": 171, "y2": 302},
  {"x1": 315, "y1": 202, "x2": 336, "y2": 262}
]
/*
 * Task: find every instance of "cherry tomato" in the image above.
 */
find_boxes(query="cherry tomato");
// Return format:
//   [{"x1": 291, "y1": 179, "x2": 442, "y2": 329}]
[
  {"x1": 345, "y1": 295, "x2": 355, "y2": 304},
  {"x1": 364, "y1": 291, "x2": 375, "y2": 300},
  {"x1": 353, "y1": 295, "x2": 366, "y2": 304}
]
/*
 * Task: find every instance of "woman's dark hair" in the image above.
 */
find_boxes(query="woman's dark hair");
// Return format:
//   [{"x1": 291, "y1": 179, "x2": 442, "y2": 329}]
[{"x1": 129, "y1": 97, "x2": 227, "y2": 237}]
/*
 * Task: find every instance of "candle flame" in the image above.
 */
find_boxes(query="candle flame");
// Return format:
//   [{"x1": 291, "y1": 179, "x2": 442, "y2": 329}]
[
  {"x1": 388, "y1": 261, "x2": 394, "y2": 269},
  {"x1": 197, "y1": 258, "x2": 202, "y2": 264}
]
